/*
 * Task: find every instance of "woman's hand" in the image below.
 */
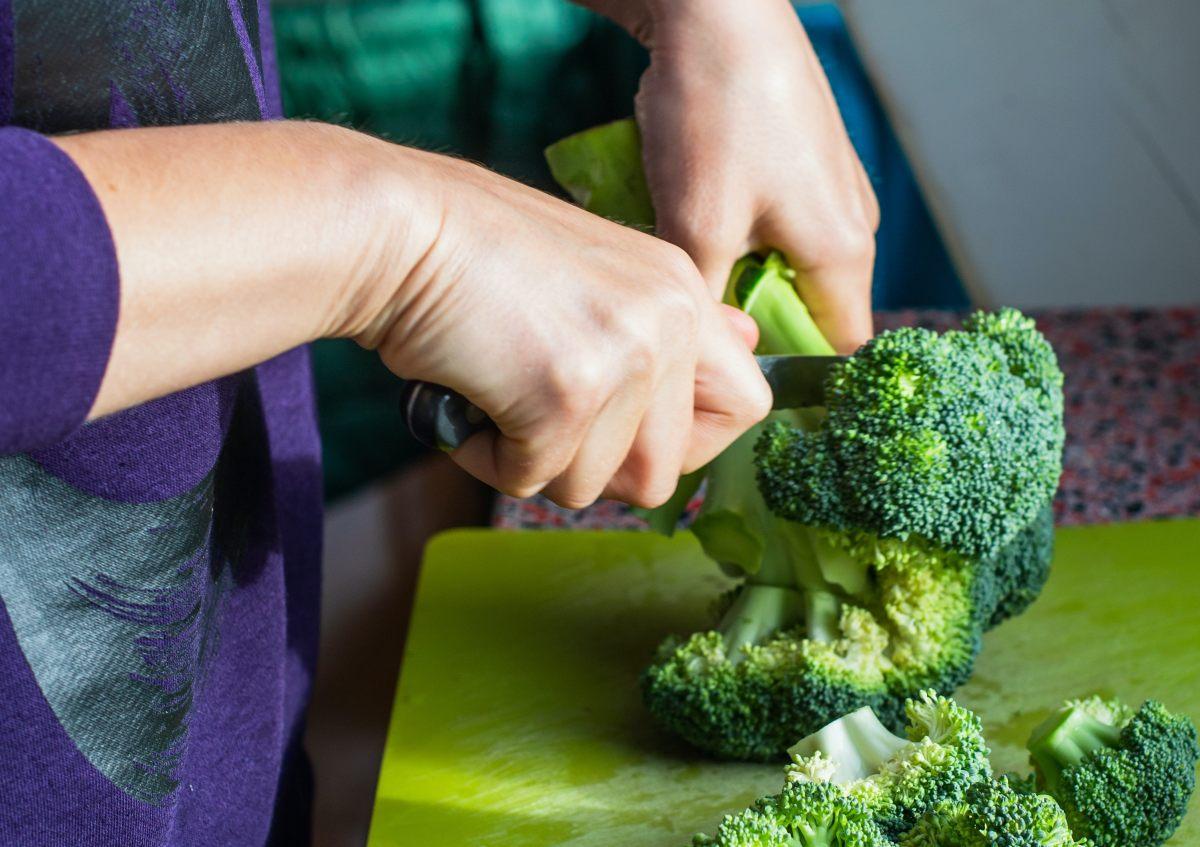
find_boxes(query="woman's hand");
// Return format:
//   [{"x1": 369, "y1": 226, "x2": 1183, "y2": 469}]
[
  {"x1": 346, "y1": 149, "x2": 771, "y2": 509},
  {"x1": 582, "y1": 0, "x2": 879, "y2": 353},
  {"x1": 59, "y1": 122, "x2": 770, "y2": 509}
]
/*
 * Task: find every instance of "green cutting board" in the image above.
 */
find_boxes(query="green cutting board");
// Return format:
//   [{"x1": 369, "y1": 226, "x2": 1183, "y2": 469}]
[{"x1": 368, "y1": 520, "x2": 1200, "y2": 846}]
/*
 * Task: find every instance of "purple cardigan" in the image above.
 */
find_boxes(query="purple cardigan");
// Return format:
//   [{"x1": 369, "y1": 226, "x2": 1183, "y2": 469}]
[{"x1": 0, "y1": 2, "x2": 323, "y2": 845}]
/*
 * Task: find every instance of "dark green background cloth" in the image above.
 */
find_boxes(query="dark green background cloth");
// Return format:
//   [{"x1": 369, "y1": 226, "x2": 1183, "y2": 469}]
[{"x1": 271, "y1": 0, "x2": 965, "y2": 501}]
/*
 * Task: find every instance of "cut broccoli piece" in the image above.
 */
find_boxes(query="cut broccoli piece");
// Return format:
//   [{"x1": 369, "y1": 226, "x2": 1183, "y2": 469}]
[
  {"x1": 902, "y1": 778, "x2": 1093, "y2": 847},
  {"x1": 692, "y1": 781, "x2": 893, "y2": 847},
  {"x1": 1027, "y1": 696, "x2": 1199, "y2": 847},
  {"x1": 642, "y1": 588, "x2": 893, "y2": 761},
  {"x1": 786, "y1": 692, "x2": 991, "y2": 837},
  {"x1": 640, "y1": 458, "x2": 988, "y2": 759}
]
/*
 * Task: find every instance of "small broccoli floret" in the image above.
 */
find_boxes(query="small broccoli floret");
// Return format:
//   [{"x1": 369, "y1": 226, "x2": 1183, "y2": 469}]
[
  {"x1": 693, "y1": 782, "x2": 893, "y2": 847},
  {"x1": 962, "y1": 308, "x2": 1064, "y2": 417},
  {"x1": 756, "y1": 309, "x2": 1065, "y2": 562},
  {"x1": 1027, "y1": 697, "x2": 1199, "y2": 847},
  {"x1": 786, "y1": 692, "x2": 991, "y2": 836},
  {"x1": 902, "y1": 778, "x2": 1092, "y2": 847}
]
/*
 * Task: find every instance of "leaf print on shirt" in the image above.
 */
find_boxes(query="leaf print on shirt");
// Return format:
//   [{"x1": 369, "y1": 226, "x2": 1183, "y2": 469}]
[{"x1": 0, "y1": 455, "x2": 230, "y2": 805}]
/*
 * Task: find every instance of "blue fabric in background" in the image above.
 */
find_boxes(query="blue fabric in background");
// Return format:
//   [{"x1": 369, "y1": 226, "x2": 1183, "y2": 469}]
[{"x1": 796, "y1": 3, "x2": 968, "y2": 310}]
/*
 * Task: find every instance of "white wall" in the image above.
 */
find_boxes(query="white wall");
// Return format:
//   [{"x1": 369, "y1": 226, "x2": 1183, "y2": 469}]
[{"x1": 842, "y1": 0, "x2": 1200, "y2": 308}]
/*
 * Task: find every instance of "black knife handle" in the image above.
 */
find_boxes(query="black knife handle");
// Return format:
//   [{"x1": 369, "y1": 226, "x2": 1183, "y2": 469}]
[{"x1": 400, "y1": 381, "x2": 495, "y2": 451}]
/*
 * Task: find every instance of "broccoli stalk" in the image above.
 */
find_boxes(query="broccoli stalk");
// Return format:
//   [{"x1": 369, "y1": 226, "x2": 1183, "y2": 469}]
[
  {"x1": 731, "y1": 251, "x2": 835, "y2": 356},
  {"x1": 717, "y1": 584, "x2": 804, "y2": 662},
  {"x1": 685, "y1": 252, "x2": 865, "y2": 671},
  {"x1": 788, "y1": 706, "x2": 909, "y2": 785},
  {"x1": 1027, "y1": 703, "x2": 1125, "y2": 798}
]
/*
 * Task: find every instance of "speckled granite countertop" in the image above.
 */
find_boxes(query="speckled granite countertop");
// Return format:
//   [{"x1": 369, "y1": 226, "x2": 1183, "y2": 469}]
[{"x1": 494, "y1": 307, "x2": 1200, "y2": 530}]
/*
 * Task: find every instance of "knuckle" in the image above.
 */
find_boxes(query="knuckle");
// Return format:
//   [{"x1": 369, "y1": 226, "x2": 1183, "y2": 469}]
[
  {"x1": 659, "y1": 243, "x2": 705, "y2": 291},
  {"x1": 552, "y1": 488, "x2": 602, "y2": 511},
  {"x1": 622, "y1": 330, "x2": 658, "y2": 380},
  {"x1": 811, "y1": 219, "x2": 876, "y2": 269},
  {"x1": 500, "y1": 480, "x2": 544, "y2": 500},
  {"x1": 627, "y1": 477, "x2": 678, "y2": 510},
  {"x1": 618, "y1": 447, "x2": 681, "y2": 510},
  {"x1": 662, "y1": 285, "x2": 701, "y2": 337},
  {"x1": 495, "y1": 448, "x2": 570, "y2": 500},
  {"x1": 496, "y1": 462, "x2": 548, "y2": 498},
  {"x1": 864, "y1": 191, "x2": 882, "y2": 233},
  {"x1": 746, "y1": 378, "x2": 773, "y2": 423},
  {"x1": 545, "y1": 356, "x2": 607, "y2": 422},
  {"x1": 600, "y1": 307, "x2": 661, "y2": 382}
]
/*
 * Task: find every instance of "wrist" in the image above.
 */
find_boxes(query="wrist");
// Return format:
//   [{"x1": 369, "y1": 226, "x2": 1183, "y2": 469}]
[{"x1": 316, "y1": 131, "x2": 447, "y2": 344}]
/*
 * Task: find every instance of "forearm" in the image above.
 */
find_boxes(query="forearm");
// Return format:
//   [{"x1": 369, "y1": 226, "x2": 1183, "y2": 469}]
[{"x1": 51, "y1": 121, "x2": 432, "y2": 419}]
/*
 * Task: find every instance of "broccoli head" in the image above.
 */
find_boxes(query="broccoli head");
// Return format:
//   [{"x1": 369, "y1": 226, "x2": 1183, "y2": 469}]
[
  {"x1": 902, "y1": 778, "x2": 1092, "y2": 847},
  {"x1": 756, "y1": 308, "x2": 1064, "y2": 562},
  {"x1": 692, "y1": 781, "x2": 893, "y2": 847},
  {"x1": 1027, "y1": 696, "x2": 1199, "y2": 847},
  {"x1": 786, "y1": 692, "x2": 991, "y2": 837}
]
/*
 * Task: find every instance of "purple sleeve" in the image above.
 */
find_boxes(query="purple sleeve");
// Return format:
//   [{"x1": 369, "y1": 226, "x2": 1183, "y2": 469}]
[{"x1": 0, "y1": 127, "x2": 119, "y2": 454}]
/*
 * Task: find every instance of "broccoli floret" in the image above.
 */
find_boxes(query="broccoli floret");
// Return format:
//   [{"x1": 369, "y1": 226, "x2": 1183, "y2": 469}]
[
  {"x1": 902, "y1": 778, "x2": 1092, "y2": 847},
  {"x1": 642, "y1": 588, "x2": 892, "y2": 761},
  {"x1": 756, "y1": 308, "x2": 1065, "y2": 562},
  {"x1": 1026, "y1": 696, "x2": 1199, "y2": 847},
  {"x1": 786, "y1": 692, "x2": 991, "y2": 836},
  {"x1": 693, "y1": 781, "x2": 893, "y2": 847}
]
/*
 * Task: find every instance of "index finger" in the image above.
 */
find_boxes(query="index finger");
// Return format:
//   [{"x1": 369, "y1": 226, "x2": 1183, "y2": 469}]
[{"x1": 683, "y1": 304, "x2": 773, "y2": 472}]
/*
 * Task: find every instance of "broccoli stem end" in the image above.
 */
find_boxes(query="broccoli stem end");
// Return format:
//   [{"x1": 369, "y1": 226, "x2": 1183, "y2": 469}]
[
  {"x1": 789, "y1": 705, "x2": 909, "y2": 784},
  {"x1": 1028, "y1": 705, "x2": 1123, "y2": 795}
]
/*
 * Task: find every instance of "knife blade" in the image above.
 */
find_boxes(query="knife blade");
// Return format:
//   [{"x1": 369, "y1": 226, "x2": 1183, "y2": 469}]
[
  {"x1": 756, "y1": 354, "x2": 844, "y2": 411},
  {"x1": 401, "y1": 354, "x2": 846, "y2": 451}
]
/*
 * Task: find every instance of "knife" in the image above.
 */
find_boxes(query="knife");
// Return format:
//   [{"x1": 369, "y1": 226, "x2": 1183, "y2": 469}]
[{"x1": 400, "y1": 355, "x2": 845, "y2": 451}]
